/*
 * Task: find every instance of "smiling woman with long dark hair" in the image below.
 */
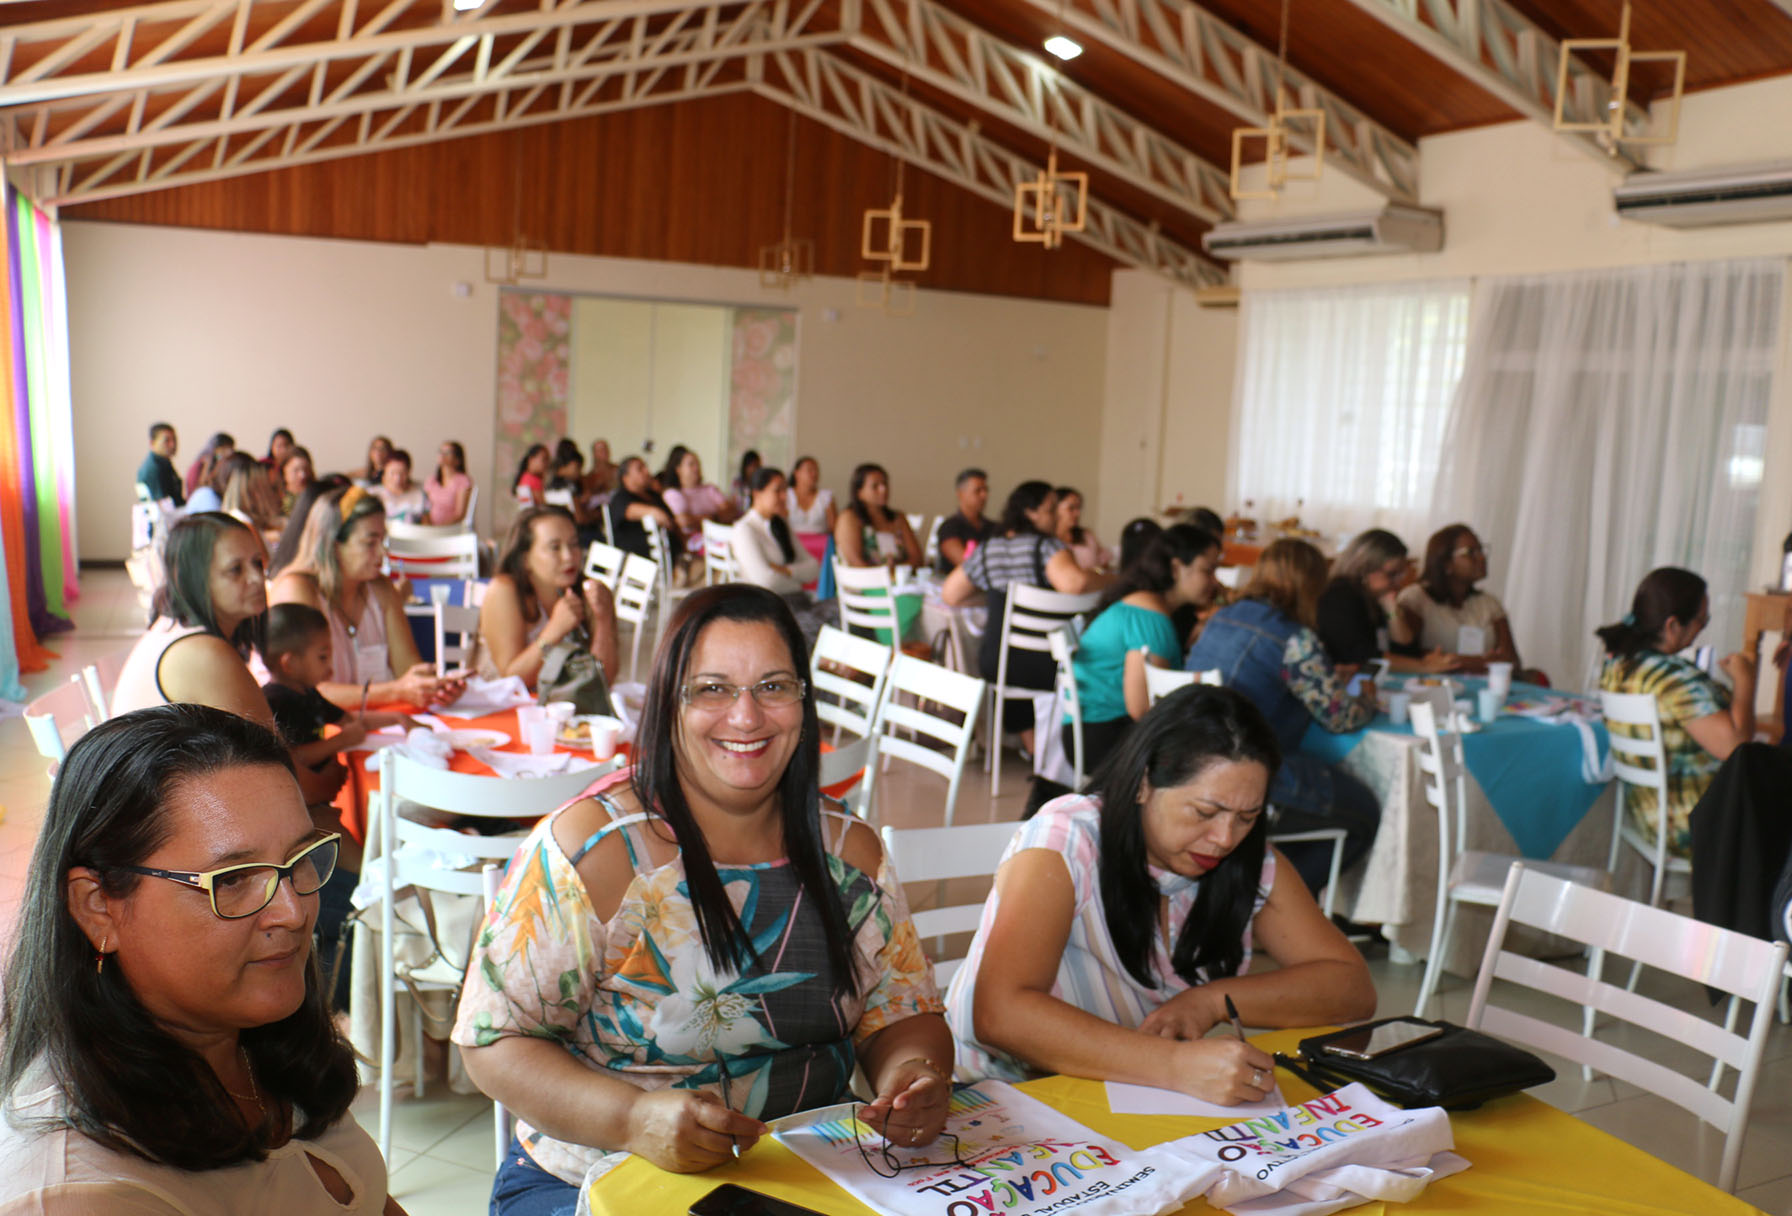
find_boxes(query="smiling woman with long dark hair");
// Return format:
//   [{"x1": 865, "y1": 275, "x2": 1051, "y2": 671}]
[
  {"x1": 946, "y1": 685, "x2": 1374, "y2": 1100},
  {"x1": 0, "y1": 704, "x2": 401, "y2": 1213},
  {"x1": 454, "y1": 584, "x2": 949, "y2": 1213}
]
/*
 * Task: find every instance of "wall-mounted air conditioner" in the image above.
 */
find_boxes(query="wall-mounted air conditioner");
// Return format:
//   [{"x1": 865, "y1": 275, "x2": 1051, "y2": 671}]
[
  {"x1": 1201, "y1": 204, "x2": 1443, "y2": 261},
  {"x1": 1614, "y1": 160, "x2": 1792, "y2": 227}
]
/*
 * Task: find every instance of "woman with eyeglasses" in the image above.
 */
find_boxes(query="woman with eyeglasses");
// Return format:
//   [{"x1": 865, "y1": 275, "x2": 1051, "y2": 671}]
[
  {"x1": 947, "y1": 686, "x2": 1374, "y2": 1099},
  {"x1": 1316, "y1": 529, "x2": 1458, "y2": 676},
  {"x1": 455, "y1": 585, "x2": 948, "y2": 1213},
  {"x1": 0, "y1": 704, "x2": 406, "y2": 1214},
  {"x1": 1394, "y1": 524, "x2": 1535, "y2": 678}
]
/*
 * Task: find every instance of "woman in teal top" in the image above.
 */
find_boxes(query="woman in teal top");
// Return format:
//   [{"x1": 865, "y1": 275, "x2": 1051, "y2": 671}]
[{"x1": 1070, "y1": 524, "x2": 1223, "y2": 774}]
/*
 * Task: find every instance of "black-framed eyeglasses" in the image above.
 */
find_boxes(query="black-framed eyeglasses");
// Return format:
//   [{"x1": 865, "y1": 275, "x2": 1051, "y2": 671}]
[
  {"x1": 851, "y1": 1105, "x2": 967, "y2": 1178},
  {"x1": 679, "y1": 677, "x2": 807, "y2": 711},
  {"x1": 111, "y1": 834, "x2": 340, "y2": 920}
]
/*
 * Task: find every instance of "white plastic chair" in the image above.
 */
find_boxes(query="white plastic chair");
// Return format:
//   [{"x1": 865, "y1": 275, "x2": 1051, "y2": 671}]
[
  {"x1": 583, "y1": 540, "x2": 626, "y2": 592},
  {"x1": 859, "y1": 653, "x2": 986, "y2": 827},
  {"x1": 24, "y1": 675, "x2": 98, "y2": 773},
  {"x1": 1046, "y1": 626, "x2": 1085, "y2": 789},
  {"x1": 542, "y1": 488, "x2": 575, "y2": 509},
  {"x1": 77, "y1": 648, "x2": 131, "y2": 724},
  {"x1": 387, "y1": 519, "x2": 473, "y2": 542},
  {"x1": 811, "y1": 625, "x2": 894, "y2": 812},
  {"x1": 880, "y1": 821, "x2": 1017, "y2": 988},
  {"x1": 1410, "y1": 699, "x2": 1609, "y2": 1019},
  {"x1": 387, "y1": 531, "x2": 480, "y2": 581},
  {"x1": 371, "y1": 749, "x2": 615, "y2": 1164},
  {"x1": 832, "y1": 561, "x2": 900, "y2": 640},
  {"x1": 1468, "y1": 861, "x2": 1788, "y2": 1193},
  {"x1": 645, "y1": 518, "x2": 695, "y2": 636},
  {"x1": 614, "y1": 553, "x2": 659, "y2": 679},
  {"x1": 922, "y1": 515, "x2": 944, "y2": 569},
  {"x1": 986, "y1": 584, "x2": 1100, "y2": 796},
  {"x1": 1600, "y1": 689, "x2": 1687, "y2": 910},
  {"x1": 432, "y1": 602, "x2": 482, "y2": 677},
  {"x1": 904, "y1": 512, "x2": 925, "y2": 545},
  {"x1": 1143, "y1": 666, "x2": 1222, "y2": 704},
  {"x1": 702, "y1": 520, "x2": 736, "y2": 585}
]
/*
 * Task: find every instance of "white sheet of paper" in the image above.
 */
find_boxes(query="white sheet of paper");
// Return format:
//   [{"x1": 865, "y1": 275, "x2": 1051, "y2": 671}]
[
  {"x1": 1456, "y1": 624, "x2": 1487, "y2": 655},
  {"x1": 1105, "y1": 1079, "x2": 1288, "y2": 1119}
]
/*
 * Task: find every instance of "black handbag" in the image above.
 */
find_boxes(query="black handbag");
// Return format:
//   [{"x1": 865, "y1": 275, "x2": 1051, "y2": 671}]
[
  {"x1": 1276, "y1": 1017, "x2": 1555, "y2": 1110},
  {"x1": 536, "y1": 625, "x2": 616, "y2": 717}
]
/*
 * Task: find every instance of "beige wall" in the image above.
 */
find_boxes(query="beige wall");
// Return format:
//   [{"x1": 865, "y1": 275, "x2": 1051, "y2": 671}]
[{"x1": 67, "y1": 222, "x2": 1107, "y2": 560}]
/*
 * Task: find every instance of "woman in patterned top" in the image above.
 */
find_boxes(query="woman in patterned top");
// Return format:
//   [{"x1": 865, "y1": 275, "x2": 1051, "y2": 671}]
[
  {"x1": 1596, "y1": 567, "x2": 1755, "y2": 860},
  {"x1": 455, "y1": 584, "x2": 949, "y2": 1215},
  {"x1": 947, "y1": 686, "x2": 1374, "y2": 1096},
  {"x1": 1184, "y1": 538, "x2": 1382, "y2": 897}
]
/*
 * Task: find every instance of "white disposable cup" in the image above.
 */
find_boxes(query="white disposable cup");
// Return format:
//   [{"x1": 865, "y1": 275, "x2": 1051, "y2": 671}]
[
  {"x1": 1387, "y1": 693, "x2": 1411, "y2": 725},
  {"x1": 543, "y1": 701, "x2": 576, "y2": 724},
  {"x1": 586, "y1": 715, "x2": 621, "y2": 761},
  {"x1": 1478, "y1": 688, "x2": 1502, "y2": 723},
  {"x1": 516, "y1": 705, "x2": 547, "y2": 729},
  {"x1": 523, "y1": 717, "x2": 556, "y2": 756},
  {"x1": 429, "y1": 582, "x2": 453, "y2": 606},
  {"x1": 1486, "y1": 661, "x2": 1513, "y2": 699}
]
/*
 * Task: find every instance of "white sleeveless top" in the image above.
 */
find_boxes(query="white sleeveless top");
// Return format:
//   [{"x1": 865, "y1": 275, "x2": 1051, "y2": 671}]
[{"x1": 110, "y1": 620, "x2": 210, "y2": 714}]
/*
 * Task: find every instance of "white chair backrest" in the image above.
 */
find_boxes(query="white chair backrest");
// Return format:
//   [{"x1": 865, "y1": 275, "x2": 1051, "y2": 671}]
[
  {"x1": 432, "y1": 602, "x2": 482, "y2": 677},
  {"x1": 464, "y1": 484, "x2": 479, "y2": 530},
  {"x1": 25, "y1": 675, "x2": 97, "y2": 767},
  {"x1": 999, "y1": 584, "x2": 1100, "y2": 665},
  {"x1": 881, "y1": 821, "x2": 1018, "y2": 987},
  {"x1": 1408, "y1": 699, "x2": 1469, "y2": 850},
  {"x1": 614, "y1": 552, "x2": 660, "y2": 678},
  {"x1": 1144, "y1": 666, "x2": 1216, "y2": 705},
  {"x1": 811, "y1": 624, "x2": 893, "y2": 739},
  {"x1": 543, "y1": 488, "x2": 576, "y2": 509},
  {"x1": 373, "y1": 748, "x2": 613, "y2": 863},
  {"x1": 702, "y1": 521, "x2": 736, "y2": 584},
  {"x1": 905, "y1": 512, "x2": 925, "y2": 542},
  {"x1": 1047, "y1": 626, "x2": 1083, "y2": 786},
  {"x1": 922, "y1": 515, "x2": 944, "y2": 568},
  {"x1": 78, "y1": 648, "x2": 130, "y2": 723},
  {"x1": 1599, "y1": 689, "x2": 1668, "y2": 795},
  {"x1": 833, "y1": 561, "x2": 898, "y2": 636},
  {"x1": 861, "y1": 654, "x2": 985, "y2": 826},
  {"x1": 387, "y1": 519, "x2": 472, "y2": 542},
  {"x1": 645, "y1": 518, "x2": 677, "y2": 587},
  {"x1": 1468, "y1": 862, "x2": 1788, "y2": 1192},
  {"x1": 386, "y1": 531, "x2": 480, "y2": 580},
  {"x1": 584, "y1": 541, "x2": 626, "y2": 591}
]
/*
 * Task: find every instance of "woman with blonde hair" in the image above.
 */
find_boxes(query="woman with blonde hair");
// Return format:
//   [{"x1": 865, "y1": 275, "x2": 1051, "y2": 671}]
[{"x1": 1184, "y1": 538, "x2": 1381, "y2": 897}]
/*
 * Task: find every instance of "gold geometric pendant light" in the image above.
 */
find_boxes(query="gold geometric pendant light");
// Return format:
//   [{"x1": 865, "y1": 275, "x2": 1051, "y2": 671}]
[
  {"x1": 1228, "y1": 0, "x2": 1325, "y2": 202},
  {"x1": 485, "y1": 157, "x2": 548, "y2": 286},
  {"x1": 1552, "y1": 1, "x2": 1686, "y2": 148},
  {"x1": 760, "y1": 108, "x2": 814, "y2": 291},
  {"x1": 1013, "y1": 148, "x2": 1089, "y2": 249},
  {"x1": 857, "y1": 192, "x2": 931, "y2": 317}
]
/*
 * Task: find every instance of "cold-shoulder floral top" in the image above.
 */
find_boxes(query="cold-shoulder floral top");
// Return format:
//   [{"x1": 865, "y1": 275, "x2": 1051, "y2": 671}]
[{"x1": 450, "y1": 768, "x2": 942, "y2": 1185}]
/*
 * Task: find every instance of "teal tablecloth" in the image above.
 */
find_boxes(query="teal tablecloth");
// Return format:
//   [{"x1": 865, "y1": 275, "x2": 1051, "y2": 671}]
[{"x1": 1300, "y1": 679, "x2": 1611, "y2": 860}]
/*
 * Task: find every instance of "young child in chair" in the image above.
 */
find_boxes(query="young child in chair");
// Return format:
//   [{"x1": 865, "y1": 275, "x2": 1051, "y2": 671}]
[{"x1": 261, "y1": 602, "x2": 418, "y2": 769}]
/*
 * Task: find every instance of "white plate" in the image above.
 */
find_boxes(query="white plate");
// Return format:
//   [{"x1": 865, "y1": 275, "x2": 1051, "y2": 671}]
[{"x1": 441, "y1": 728, "x2": 511, "y2": 750}]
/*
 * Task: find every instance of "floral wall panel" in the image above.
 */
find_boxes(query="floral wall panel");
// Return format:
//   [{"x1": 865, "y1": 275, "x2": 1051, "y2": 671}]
[
  {"x1": 728, "y1": 308, "x2": 797, "y2": 481},
  {"x1": 494, "y1": 290, "x2": 572, "y2": 529}
]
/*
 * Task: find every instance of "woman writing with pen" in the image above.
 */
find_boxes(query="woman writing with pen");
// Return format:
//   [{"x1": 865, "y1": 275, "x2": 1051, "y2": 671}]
[
  {"x1": 945, "y1": 686, "x2": 1376, "y2": 1103},
  {"x1": 454, "y1": 585, "x2": 949, "y2": 1214}
]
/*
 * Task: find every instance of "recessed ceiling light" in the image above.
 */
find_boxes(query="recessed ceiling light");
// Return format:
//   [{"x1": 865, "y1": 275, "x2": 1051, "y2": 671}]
[
  {"x1": 453, "y1": 0, "x2": 482, "y2": 11},
  {"x1": 1044, "y1": 35, "x2": 1083, "y2": 60}
]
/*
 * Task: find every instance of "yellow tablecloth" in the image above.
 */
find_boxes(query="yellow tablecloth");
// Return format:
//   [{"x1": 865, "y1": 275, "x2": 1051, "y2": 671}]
[{"x1": 586, "y1": 1029, "x2": 1761, "y2": 1215}]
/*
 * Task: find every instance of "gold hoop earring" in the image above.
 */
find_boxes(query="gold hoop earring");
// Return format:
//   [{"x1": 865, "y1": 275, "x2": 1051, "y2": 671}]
[{"x1": 95, "y1": 936, "x2": 108, "y2": 974}]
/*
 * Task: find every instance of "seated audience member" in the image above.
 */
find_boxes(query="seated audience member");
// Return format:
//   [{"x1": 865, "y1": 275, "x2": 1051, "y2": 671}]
[
  {"x1": 547, "y1": 439, "x2": 603, "y2": 542},
  {"x1": 269, "y1": 486, "x2": 456, "y2": 710},
  {"x1": 373, "y1": 448, "x2": 430, "y2": 525},
  {"x1": 278, "y1": 446, "x2": 315, "y2": 518},
  {"x1": 1317, "y1": 529, "x2": 1456, "y2": 675},
  {"x1": 512, "y1": 444, "x2": 550, "y2": 507},
  {"x1": 1116, "y1": 517, "x2": 1162, "y2": 572},
  {"x1": 785, "y1": 455, "x2": 836, "y2": 548},
  {"x1": 944, "y1": 482, "x2": 1106, "y2": 750},
  {"x1": 214, "y1": 453, "x2": 284, "y2": 566},
  {"x1": 136, "y1": 422, "x2": 185, "y2": 506},
  {"x1": 662, "y1": 445, "x2": 739, "y2": 550},
  {"x1": 269, "y1": 476, "x2": 350, "y2": 578},
  {"x1": 583, "y1": 438, "x2": 618, "y2": 499},
  {"x1": 606, "y1": 455, "x2": 679, "y2": 560},
  {"x1": 947, "y1": 686, "x2": 1375, "y2": 1093},
  {"x1": 353, "y1": 435, "x2": 393, "y2": 488},
  {"x1": 1054, "y1": 486, "x2": 1113, "y2": 572},
  {"x1": 183, "y1": 451, "x2": 236, "y2": 515},
  {"x1": 1396, "y1": 524, "x2": 1540, "y2": 680},
  {"x1": 0, "y1": 705, "x2": 399, "y2": 1215},
  {"x1": 936, "y1": 468, "x2": 995, "y2": 571},
  {"x1": 730, "y1": 449, "x2": 762, "y2": 513},
  {"x1": 733, "y1": 466, "x2": 830, "y2": 649},
  {"x1": 1185, "y1": 539, "x2": 1380, "y2": 896},
  {"x1": 476, "y1": 506, "x2": 619, "y2": 688},
  {"x1": 261, "y1": 427, "x2": 295, "y2": 480},
  {"x1": 1068, "y1": 525, "x2": 1221, "y2": 773},
  {"x1": 835, "y1": 462, "x2": 924, "y2": 568},
  {"x1": 423, "y1": 440, "x2": 472, "y2": 525},
  {"x1": 262, "y1": 602, "x2": 416, "y2": 770},
  {"x1": 1184, "y1": 506, "x2": 1226, "y2": 539},
  {"x1": 454, "y1": 586, "x2": 948, "y2": 1210},
  {"x1": 1597, "y1": 567, "x2": 1756, "y2": 861},
  {"x1": 183, "y1": 431, "x2": 235, "y2": 500}
]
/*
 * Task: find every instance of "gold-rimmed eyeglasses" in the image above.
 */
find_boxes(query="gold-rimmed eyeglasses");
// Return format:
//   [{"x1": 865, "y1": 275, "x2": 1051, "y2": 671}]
[
  {"x1": 111, "y1": 834, "x2": 340, "y2": 920},
  {"x1": 679, "y1": 678, "x2": 806, "y2": 711}
]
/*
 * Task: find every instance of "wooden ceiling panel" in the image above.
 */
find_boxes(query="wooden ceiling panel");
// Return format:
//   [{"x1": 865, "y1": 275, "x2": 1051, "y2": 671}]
[
  {"x1": 60, "y1": 91, "x2": 1120, "y2": 303},
  {"x1": 1500, "y1": 0, "x2": 1792, "y2": 94}
]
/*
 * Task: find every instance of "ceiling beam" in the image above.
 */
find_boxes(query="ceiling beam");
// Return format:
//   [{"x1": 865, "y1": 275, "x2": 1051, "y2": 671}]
[
  {"x1": 751, "y1": 43, "x2": 1225, "y2": 287},
  {"x1": 839, "y1": 0, "x2": 1233, "y2": 225},
  {"x1": 1338, "y1": 0, "x2": 1649, "y2": 172},
  {"x1": 1016, "y1": 0, "x2": 1417, "y2": 201},
  {"x1": 1, "y1": 0, "x2": 834, "y2": 166}
]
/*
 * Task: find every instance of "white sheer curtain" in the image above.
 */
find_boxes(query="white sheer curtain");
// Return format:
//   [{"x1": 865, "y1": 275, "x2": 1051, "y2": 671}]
[
  {"x1": 1433, "y1": 257, "x2": 1783, "y2": 687},
  {"x1": 1231, "y1": 279, "x2": 1470, "y2": 540}
]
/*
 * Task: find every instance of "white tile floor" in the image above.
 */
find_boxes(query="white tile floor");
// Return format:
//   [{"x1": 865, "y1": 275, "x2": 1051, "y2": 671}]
[{"x1": 3, "y1": 569, "x2": 1786, "y2": 1213}]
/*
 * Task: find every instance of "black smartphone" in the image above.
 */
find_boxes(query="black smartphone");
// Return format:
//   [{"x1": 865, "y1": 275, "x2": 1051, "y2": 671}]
[
  {"x1": 1320, "y1": 1018, "x2": 1445, "y2": 1061},
  {"x1": 689, "y1": 1184, "x2": 831, "y2": 1216}
]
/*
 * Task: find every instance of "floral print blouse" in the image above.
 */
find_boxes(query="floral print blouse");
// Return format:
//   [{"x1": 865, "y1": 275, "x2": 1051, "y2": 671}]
[
  {"x1": 450, "y1": 770, "x2": 941, "y2": 1186},
  {"x1": 1282, "y1": 627, "x2": 1375, "y2": 733}
]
